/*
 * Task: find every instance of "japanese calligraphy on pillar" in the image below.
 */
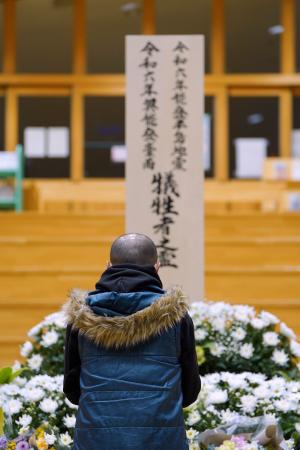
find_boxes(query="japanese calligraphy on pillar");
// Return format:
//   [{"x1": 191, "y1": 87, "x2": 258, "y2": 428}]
[
  {"x1": 140, "y1": 41, "x2": 159, "y2": 170},
  {"x1": 126, "y1": 36, "x2": 204, "y2": 299}
]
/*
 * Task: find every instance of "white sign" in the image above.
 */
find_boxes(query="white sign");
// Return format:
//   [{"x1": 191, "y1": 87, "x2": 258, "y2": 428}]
[
  {"x1": 24, "y1": 127, "x2": 46, "y2": 158},
  {"x1": 292, "y1": 130, "x2": 300, "y2": 157},
  {"x1": 0, "y1": 152, "x2": 18, "y2": 171},
  {"x1": 291, "y1": 160, "x2": 300, "y2": 181},
  {"x1": 235, "y1": 138, "x2": 268, "y2": 179},
  {"x1": 48, "y1": 127, "x2": 69, "y2": 158},
  {"x1": 126, "y1": 36, "x2": 204, "y2": 299}
]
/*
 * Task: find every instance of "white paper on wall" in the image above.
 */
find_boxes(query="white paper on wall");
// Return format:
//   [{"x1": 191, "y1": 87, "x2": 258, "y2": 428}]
[
  {"x1": 111, "y1": 145, "x2": 127, "y2": 163},
  {"x1": 235, "y1": 138, "x2": 268, "y2": 178},
  {"x1": 272, "y1": 161, "x2": 289, "y2": 180},
  {"x1": 292, "y1": 130, "x2": 300, "y2": 158},
  {"x1": 0, "y1": 152, "x2": 18, "y2": 171},
  {"x1": 203, "y1": 114, "x2": 211, "y2": 171},
  {"x1": 24, "y1": 127, "x2": 46, "y2": 158},
  {"x1": 291, "y1": 160, "x2": 300, "y2": 181},
  {"x1": 287, "y1": 193, "x2": 300, "y2": 211},
  {"x1": 47, "y1": 127, "x2": 69, "y2": 158}
]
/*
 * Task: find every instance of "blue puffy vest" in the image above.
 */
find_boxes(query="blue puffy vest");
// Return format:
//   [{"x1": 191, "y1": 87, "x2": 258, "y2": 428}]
[{"x1": 70, "y1": 290, "x2": 189, "y2": 450}]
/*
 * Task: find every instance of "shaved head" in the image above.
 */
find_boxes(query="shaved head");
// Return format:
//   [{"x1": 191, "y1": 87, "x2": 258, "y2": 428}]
[{"x1": 110, "y1": 233, "x2": 158, "y2": 266}]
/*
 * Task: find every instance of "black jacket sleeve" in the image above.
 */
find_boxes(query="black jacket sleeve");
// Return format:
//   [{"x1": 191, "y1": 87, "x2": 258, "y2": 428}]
[
  {"x1": 179, "y1": 314, "x2": 201, "y2": 408},
  {"x1": 63, "y1": 324, "x2": 81, "y2": 405}
]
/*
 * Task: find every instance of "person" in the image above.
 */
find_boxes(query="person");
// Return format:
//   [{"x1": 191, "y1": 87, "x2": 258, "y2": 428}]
[{"x1": 63, "y1": 233, "x2": 201, "y2": 450}]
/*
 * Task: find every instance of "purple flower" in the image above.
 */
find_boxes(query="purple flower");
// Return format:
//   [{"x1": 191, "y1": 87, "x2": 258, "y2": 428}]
[
  {"x1": 231, "y1": 436, "x2": 247, "y2": 448},
  {"x1": 0, "y1": 436, "x2": 7, "y2": 449},
  {"x1": 16, "y1": 441, "x2": 29, "y2": 450}
]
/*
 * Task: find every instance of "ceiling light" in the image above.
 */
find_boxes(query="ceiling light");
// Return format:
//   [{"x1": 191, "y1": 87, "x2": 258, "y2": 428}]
[
  {"x1": 121, "y1": 2, "x2": 140, "y2": 13},
  {"x1": 268, "y1": 25, "x2": 284, "y2": 35}
]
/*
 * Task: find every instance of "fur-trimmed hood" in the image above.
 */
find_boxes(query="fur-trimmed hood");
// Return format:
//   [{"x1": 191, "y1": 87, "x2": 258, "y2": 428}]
[{"x1": 63, "y1": 288, "x2": 188, "y2": 350}]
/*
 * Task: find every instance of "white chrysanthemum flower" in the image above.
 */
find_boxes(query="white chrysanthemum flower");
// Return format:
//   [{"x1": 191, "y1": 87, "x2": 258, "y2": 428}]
[
  {"x1": 186, "y1": 428, "x2": 199, "y2": 440},
  {"x1": 246, "y1": 373, "x2": 266, "y2": 384},
  {"x1": 204, "y1": 373, "x2": 221, "y2": 385},
  {"x1": 206, "y1": 389, "x2": 228, "y2": 405},
  {"x1": 8, "y1": 399, "x2": 22, "y2": 415},
  {"x1": 290, "y1": 340, "x2": 300, "y2": 358},
  {"x1": 195, "y1": 328, "x2": 207, "y2": 341},
  {"x1": 231, "y1": 327, "x2": 246, "y2": 341},
  {"x1": 44, "y1": 312, "x2": 67, "y2": 328},
  {"x1": 269, "y1": 376, "x2": 286, "y2": 395},
  {"x1": 274, "y1": 399, "x2": 292, "y2": 413},
  {"x1": 14, "y1": 377, "x2": 27, "y2": 387},
  {"x1": 263, "y1": 332, "x2": 279, "y2": 347},
  {"x1": 287, "y1": 381, "x2": 300, "y2": 393},
  {"x1": 240, "y1": 343, "x2": 254, "y2": 359},
  {"x1": 20, "y1": 341, "x2": 33, "y2": 358},
  {"x1": 16, "y1": 414, "x2": 32, "y2": 428},
  {"x1": 59, "y1": 432, "x2": 73, "y2": 446},
  {"x1": 54, "y1": 314, "x2": 67, "y2": 329},
  {"x1": 285, "y1": 439, "x2": 295, "y2": 450},
  {"x1": 187, "y1": 410, "x2": 201, "y2": 426},
  {"x1": 226, "y1": 374, "x2": 247, "y2": 390},
  {"x1": 39, "y1": 398, "x2": 58, "y2": 413},
  {"x1": 253, "y1": 386, "x2": 270, "y2": 399},
  {"x1": 280, "y1": 322, "x2": 296, "y2": 339},
  {"x1": 259, "y1": 311, "x2": 279, "y2": 325},
  {"x1": 41, "y1": 330, "x2": 59, "y2": 347},
  {"x1": 189, "y1": 444, "x2": 199, "y2": 450},
  {"x1": 234, "y1": 305, "x2": 254, "y2": 323},
  {"x1": 210, "y1": 344, "x2": 225, "y2": 357},
  {"x1": 212, "y1": 318, "x2": 226, "y2": 333},
  {"x1": 44, "y1": 432, "x2": 56, "y2": 445},
  {"x1": 250, "y1": 318, "x2": 266, "y2": 330},
  {"x1": 24, "y1": 387, "x2": 44, "y2": 402},
  {"x1": 240, "y1": 395, "x2": 257, "y2": 414},
  {"x1": 28, "y1": 354, "x2": 43, "y2": 371},
  {"x1": 272, "y1": 350, "x2": 289, "y2": 366},
  {"x1": 28, "y1": 323, "x2": 42, "y2": 338},
  {"x1": 63, "y1": 414, "x2": 76, "y2": 428},
  {"x1": 3, "y1": 384, "x2": 20, "y2": 396}
]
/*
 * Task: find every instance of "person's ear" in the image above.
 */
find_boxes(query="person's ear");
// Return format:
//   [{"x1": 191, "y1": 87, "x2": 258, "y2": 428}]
[
  {"x1": 154, "y1": 260, "x2": 160, "y2": 272},
  {"x1": 106, "y1": 260, "x2": 112, "y2": 269}
]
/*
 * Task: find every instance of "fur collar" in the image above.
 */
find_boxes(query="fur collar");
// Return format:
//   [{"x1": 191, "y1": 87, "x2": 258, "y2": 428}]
[{"x1": 63, "y1": 288, "x2": 188, "y2": 350}]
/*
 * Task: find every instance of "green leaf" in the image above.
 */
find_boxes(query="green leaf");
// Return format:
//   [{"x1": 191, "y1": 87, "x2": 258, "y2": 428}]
[
  {"x1": 8, "y1": 367, "x2": 27, "y2": 382},
  {"x1": 0, "y1": 367, "x2": 12, "y2": 384}
]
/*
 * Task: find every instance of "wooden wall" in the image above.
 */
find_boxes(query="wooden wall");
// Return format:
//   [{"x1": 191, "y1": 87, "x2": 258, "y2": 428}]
[{"x1": 1, "y1": 199, "x2": 300, "y2": 366}]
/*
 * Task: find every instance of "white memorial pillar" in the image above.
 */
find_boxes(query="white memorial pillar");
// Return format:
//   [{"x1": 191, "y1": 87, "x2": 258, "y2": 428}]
[{"x1": 126, "y1": 35, "x2": 204, "y2": 300}]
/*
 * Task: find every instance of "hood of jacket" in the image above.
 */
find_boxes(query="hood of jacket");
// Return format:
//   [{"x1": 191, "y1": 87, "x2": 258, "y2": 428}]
[
  {"x1": 63, "y1": 287, "x2": 188, "y2": 350},
  {"x1": 92, "y1": 263, "x2": 164, "y2": 294}
]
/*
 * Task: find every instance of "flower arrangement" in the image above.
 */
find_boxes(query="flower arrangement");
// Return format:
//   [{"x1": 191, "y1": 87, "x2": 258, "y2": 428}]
[
  {"x1": 0, "y1": 426, "x2": 72, "y2": 450},
  {"x1": 2, "y1": 300, "x2": 300, "y2": 447},
  {"x1": 0, "y1": 373, "x2": 76, "y2": 444},
  {"x1": 20, "y1": 313, "x2": 66, "y2": 377},
  {"x1": 190, "y1": 301, "x2": 300, "y2": 377},
  {"x1": 185, "y1": 371, "x2": 300, "y2": 439}
]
